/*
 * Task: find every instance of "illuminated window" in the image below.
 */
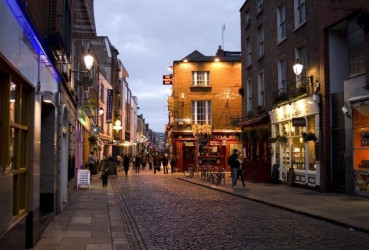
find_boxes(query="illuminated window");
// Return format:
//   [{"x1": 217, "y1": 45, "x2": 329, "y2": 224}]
[
  {"x1": 192, "y1": 71, "x2": 210, "y2": 86},
  {"x1": 192, "y1": 101, "x2": 211, "y2": 125}
]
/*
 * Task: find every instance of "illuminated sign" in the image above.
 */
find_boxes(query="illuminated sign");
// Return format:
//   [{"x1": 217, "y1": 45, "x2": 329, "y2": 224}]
[
  {"x1": 292, "y1": 118, "x2": 306, "y2": 127},
  {"x1": 163, "y1": 74, "x2": 173, "y2": 85}
]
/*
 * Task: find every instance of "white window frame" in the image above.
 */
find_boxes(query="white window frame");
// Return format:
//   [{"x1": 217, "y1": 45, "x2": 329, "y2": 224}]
[
  {"x1": 295, "y1": 42, "x2": 307, "y2": 78},
  {"x1": 257, "y1": 24, "x2": 264, "y2": 58},
  {"x1": 192, "y1": 71, "x2": 210, "y2": 86},
  {"x1": 294, "y1": 0, "x2": 306, "y2": 28},
  {"x1": 246, "y1": 38, "x2": 252, "y2": 66},
  {"x1": 277, "y1": 3, "x2": 286, "y2": 42},
  {"x1": 256, "y1": 0, "x2": 264, "y2": 14},
  {"x1": 258, "y1": 70, "x2": 265, "y2": 107},
  {"x1": 246, "y1": 78, "x2": 253, "y2": 112},
  {"x1": 278, "y1": 56, "x2": 287, "y2": 91},
  {"x1": 192, "y1": 100, "x2": 212, "y2": 125},
  {"x1": 245, "y1": 10, "x2": 250, "y2": 28}
]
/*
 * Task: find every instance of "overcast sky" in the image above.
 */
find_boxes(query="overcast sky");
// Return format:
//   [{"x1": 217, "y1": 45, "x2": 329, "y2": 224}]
[{"x1": 94, "y1": 0, "x2": 245, "y2": 132}]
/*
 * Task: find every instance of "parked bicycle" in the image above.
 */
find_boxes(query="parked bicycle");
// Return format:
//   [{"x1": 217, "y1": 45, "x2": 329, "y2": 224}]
[
  {"x1": 209, "y1": 167, "x2": 225, "y2": 185},
  {"x1": 183, "y1": 164, "x2": 196, "y2": 178}
]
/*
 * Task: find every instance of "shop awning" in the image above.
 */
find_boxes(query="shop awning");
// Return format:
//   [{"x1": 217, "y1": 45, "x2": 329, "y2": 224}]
[{"x1": 239, "y1": 114, "x2": 269, "y2": 127}]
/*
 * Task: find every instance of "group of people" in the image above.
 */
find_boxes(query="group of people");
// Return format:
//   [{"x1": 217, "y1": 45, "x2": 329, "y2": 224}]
[{"x1": 115, "y1": 152, "x2": 177, "y2": 175}]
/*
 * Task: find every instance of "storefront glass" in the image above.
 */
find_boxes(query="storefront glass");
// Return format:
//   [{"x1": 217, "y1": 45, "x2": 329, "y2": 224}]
[{"x1": 353, "y1": 107, "x2": 369, "y2": 193}]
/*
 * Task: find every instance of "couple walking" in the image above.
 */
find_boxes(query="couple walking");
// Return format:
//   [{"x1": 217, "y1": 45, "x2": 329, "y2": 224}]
[{"x1": 228, "y1": 149, "x2": 245, "y2": 188}]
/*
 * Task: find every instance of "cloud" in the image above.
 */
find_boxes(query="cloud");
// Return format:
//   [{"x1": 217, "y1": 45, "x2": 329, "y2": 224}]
[{"x1": 94, "y1": 0, "x2": 244, "y2": 131}]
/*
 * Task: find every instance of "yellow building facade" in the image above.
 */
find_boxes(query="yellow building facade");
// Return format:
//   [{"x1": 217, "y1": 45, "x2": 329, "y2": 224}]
[{"x1": 167, "y1": 49, "x2": 242, "y2": 171}]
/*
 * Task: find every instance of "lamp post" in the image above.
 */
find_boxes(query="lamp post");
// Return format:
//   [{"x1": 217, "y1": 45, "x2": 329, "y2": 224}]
[{"x1": 292, "y1": 59, "x2": 314, "y2": 93}]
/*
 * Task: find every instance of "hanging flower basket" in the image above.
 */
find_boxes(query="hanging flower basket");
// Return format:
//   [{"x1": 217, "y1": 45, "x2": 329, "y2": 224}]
[{"x1": 302, "y1": 132, "x2": 317, "y2": 142}]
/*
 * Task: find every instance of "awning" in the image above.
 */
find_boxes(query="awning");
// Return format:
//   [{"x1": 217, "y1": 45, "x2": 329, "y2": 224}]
[{"x1": 239, "y1": 114, "x2": 269, "y2": 127}]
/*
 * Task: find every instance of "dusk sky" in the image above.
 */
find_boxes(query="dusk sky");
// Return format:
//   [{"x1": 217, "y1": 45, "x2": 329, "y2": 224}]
[{"x1": 94, "y1": 0, "x2": 245, "y2": 132}]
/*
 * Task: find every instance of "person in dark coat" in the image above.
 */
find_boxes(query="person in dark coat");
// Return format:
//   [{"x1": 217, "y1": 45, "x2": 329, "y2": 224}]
[
  {"x1": 153, "y1": 153, "x2": 161, "y2": 174},
  {"x1": 135, "y1": 154, "x2": 141, "y2": 173},
  {"x1": 170, "y1": 155, "x2": 177, "y2": 173},
  {"x1": 162, "y1": 153, "x2": 169, "y2": 174},
  {"x1": 228, "y1": 149, "x2": 240, "y2": 188},
  {"x1": 123, "y1": 154, "x2": 130, "y2": 177}
]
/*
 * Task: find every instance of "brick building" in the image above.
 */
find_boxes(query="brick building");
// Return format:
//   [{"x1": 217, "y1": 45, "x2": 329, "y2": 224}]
[
  {"x1": 317, "y1": 0, "x2": 369, "y2": 195},
  {"x1": 167, "y1": 48, "x2": 242, "y2": 171},
  {"x1": 240, "y1": 0, "x2": 321, "y2": 187},
  {"x1": 240, "y1": 0, "x2": 369, "y2": 195}
]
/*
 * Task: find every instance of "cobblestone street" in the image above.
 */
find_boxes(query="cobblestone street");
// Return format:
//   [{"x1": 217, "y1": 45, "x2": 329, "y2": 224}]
[{"x1": 111, "y1": 170, "x2": 369, "y2": 249}]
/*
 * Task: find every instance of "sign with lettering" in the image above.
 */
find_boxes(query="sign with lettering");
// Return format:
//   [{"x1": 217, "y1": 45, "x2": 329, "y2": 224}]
[
  {"x1": 292, "y1": 118, "x2": 306, "y2": 127},
  {"x1": 163, "y1": 74, "x2": 173, "y2": 85},
  {"x1": 106, "y1": 89, "x2": 113, "y2": 123}
]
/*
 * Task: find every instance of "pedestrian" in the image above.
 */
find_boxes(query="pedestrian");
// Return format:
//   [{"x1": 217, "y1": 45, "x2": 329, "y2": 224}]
[
  {"x1": 228, "y1": 149, "x2": 240, "y2": 188},
  {"x1": 236, "y1": 153, "x2": 245, "y2": 187},
  {"x1": 116, "y1": 154, "x2": 122, "y2": 168},
  {"x1": 148, "y1": 154, "x2": 154, "y2": 170},
  {"x1": 101, "y1": 155, "x2": 110, "y2": 187},
  {"x1": 135, "y1": 154, "x2": 141, "y2": 173},
  {"x1": 153, "y1": 153, "x2": 161, "y2": 174},
  {"x1": 141, "y1": 153, "x2": 147, "y2": 170},
  {"x1": 123, "y1": 153, "x2": 130, "y2": 177},
  {"x1": 162, "y1": 153, "x2": 169, "y2": 174},
  {"x1": 170, "y1": 155, "x2": 177, "y2": 173},
  {"x1": 88, "y1": 152, "x2": 95, "y2": 172}
]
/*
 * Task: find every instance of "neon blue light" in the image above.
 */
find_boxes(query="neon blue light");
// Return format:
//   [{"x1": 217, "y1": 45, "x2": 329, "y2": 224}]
[{"x1": 5, "y1": 0, "x2": 61, "y2": 82}]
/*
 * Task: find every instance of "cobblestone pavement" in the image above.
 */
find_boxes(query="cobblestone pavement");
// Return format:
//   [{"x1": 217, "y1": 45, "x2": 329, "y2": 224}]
[{"x1": 111, "y1": 170, "x2": 369, "y2": 249}]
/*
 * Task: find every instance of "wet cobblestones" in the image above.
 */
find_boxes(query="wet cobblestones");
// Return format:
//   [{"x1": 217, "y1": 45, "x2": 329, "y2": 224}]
[{"x1": 111, "y1": 172, "x2": 369, "y2": 249}]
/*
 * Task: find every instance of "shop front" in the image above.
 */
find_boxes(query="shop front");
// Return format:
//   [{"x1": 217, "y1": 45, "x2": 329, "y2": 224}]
[
  {"x1": 269, "y1": 94, "x2": 321, "y2": 189},
  {"x1": 171, "y1": 131, "x2": 240, "y2": 172},
  {"x1": 351, "y1": 101, "x2": 369, "y2": 195}
]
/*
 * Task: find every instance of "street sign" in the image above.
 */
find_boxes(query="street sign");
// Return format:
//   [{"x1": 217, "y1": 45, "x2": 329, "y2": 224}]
[{"x1": 163, "y1": 74, "x2": 173, "y2": 85}]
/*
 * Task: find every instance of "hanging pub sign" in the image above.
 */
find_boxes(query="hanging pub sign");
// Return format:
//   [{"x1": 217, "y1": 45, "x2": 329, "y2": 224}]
[
  {"x1": 292, "y1": 117, "x2": 306, "y2": 127},
  {"x1": 163, "y1": 74, "x2": 173, "y2": 85},
  {"x1": 106, "y1": 89, "x2": 113, "y2": 123}
]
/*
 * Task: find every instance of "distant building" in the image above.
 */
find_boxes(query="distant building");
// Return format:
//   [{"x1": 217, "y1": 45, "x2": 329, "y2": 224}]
[{"x1": 167, "y1": 47, "x2": 242, "y2": 171}]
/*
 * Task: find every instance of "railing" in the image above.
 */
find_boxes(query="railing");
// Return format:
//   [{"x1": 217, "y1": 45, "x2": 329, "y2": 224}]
[
  {"x1": 272, "y1": 88, "x2": 288, "y2": 105},
  {"x1": 289, "y1": 79, "x2": 309, "y2": 99}
]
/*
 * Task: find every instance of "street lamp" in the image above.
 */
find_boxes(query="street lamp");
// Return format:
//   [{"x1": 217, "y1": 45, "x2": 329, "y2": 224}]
[
  {"x1": 292, "y1": 59, "x2": 313, "y2": 84},
  {"x1": 84, "y1": 51, "x2": 94, "y2": 70},
  {"x1": 113, "y1": 119, "x2": 122, "y2": 132},
  {"x1": 98, "y1": 106, "x2": 104, "y2": 116}
]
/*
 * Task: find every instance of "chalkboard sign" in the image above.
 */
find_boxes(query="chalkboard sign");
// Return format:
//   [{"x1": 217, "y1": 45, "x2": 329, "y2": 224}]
[{"x1": 109, "y1": 163, "x2": 117, "y2": 176}]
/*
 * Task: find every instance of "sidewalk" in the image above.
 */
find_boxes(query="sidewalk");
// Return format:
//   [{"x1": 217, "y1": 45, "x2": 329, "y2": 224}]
[
  {"x1": 32, "y1": 173, "x2": 130, "y2": 250},
  {"x1": 178, "y1": 173, "x2": 369, "y2": 233},
  {"x1": 33, "y1": 169, "x2": 369, "y2": 249}
]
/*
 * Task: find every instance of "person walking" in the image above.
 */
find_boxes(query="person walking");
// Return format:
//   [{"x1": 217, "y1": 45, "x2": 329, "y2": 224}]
[
  {"x1": 123, "y1": 154, "x2": 130, "y2": 177},
  {"x1": 162, "y1": 153, "x2": 169, "y2": 174},
  {"x1": 116, "y1": 154, "x2": 122, "y2": 168},
  {"x1": 153, "y1": 153, "x2": 161, "y2": 174},
  {"x1": 141, "y1": 153, "x2": 147, "y2": 171},
  {"x1": 170, "y1": 155, "x2": 177, "y2": 173},
  {"x1": 135, "y1": 154, "x2": 141, "y2": 173},
  {"x1": 148, "y1": 154, "x2": 154, "y2": 171},
  {"x1": 228, "y1": 149, "x2": 240, "y2": 188},
  {"x1": 235, "y1": 153, "x2": 246, "y2": 187}
]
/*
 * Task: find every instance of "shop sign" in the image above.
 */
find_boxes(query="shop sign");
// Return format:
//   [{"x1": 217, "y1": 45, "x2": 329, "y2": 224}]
[
  {"x1": 106, "y1": 89, "x2": 113, "y2": 123},
  {"x1": 184, "y1": 141, "x2": 194, "y2": 147},
  {"x1": 292, "y1": 118, "x2": 306, "y2": 127},
  {"x1": 163, "y1": 74, "x2": 173, "y2": 85},
  {"x1": 209, "y1": 140, "x2": 219, "y2": 146}
]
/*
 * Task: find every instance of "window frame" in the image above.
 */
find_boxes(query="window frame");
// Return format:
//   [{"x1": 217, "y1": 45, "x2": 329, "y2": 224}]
[
  {"x1": 192, "y1": 71, "x2": 210, "y2": 86},
  {"x1": 246, "y1": 78, "x2": 253, "y2": 112},
  {"x1": 258, "y1": 70, "x2": 265, "y2": 107},
  {"x1": 277, "y1": 3, "x2": 287, "y2": 42},
  {"x1": 257, "y1": 24, "x2": 265, "y2": 58},
  {"x1": 246, "y1": 37, "x2": 252, "y2": 66},
  {"x1": 294, "y1": 0, "x2": 306, "y2": 28},
  {"x1": 191, "y1": 100, "x2": 212, "y2": 125},
  {"x1": 278, "y1": 55, "x2": 287, "y2": 91}
]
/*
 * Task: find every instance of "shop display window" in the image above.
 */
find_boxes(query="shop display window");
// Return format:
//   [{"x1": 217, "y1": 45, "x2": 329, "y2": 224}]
[
  {"x1": 353, "y1": 108, "x2": 369, "y2": 192},
  {"x1": 198, "y1": 140, "x2": 221, "y2": 165}
]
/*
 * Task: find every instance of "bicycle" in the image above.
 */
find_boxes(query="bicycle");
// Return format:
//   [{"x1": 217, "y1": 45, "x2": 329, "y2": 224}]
[
  {"x1": 209, "y1": 167, "x2": 225, "y2": 185},
  {"x1": 183, "y1": 164, "x2": 196, "y2": 178}
]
